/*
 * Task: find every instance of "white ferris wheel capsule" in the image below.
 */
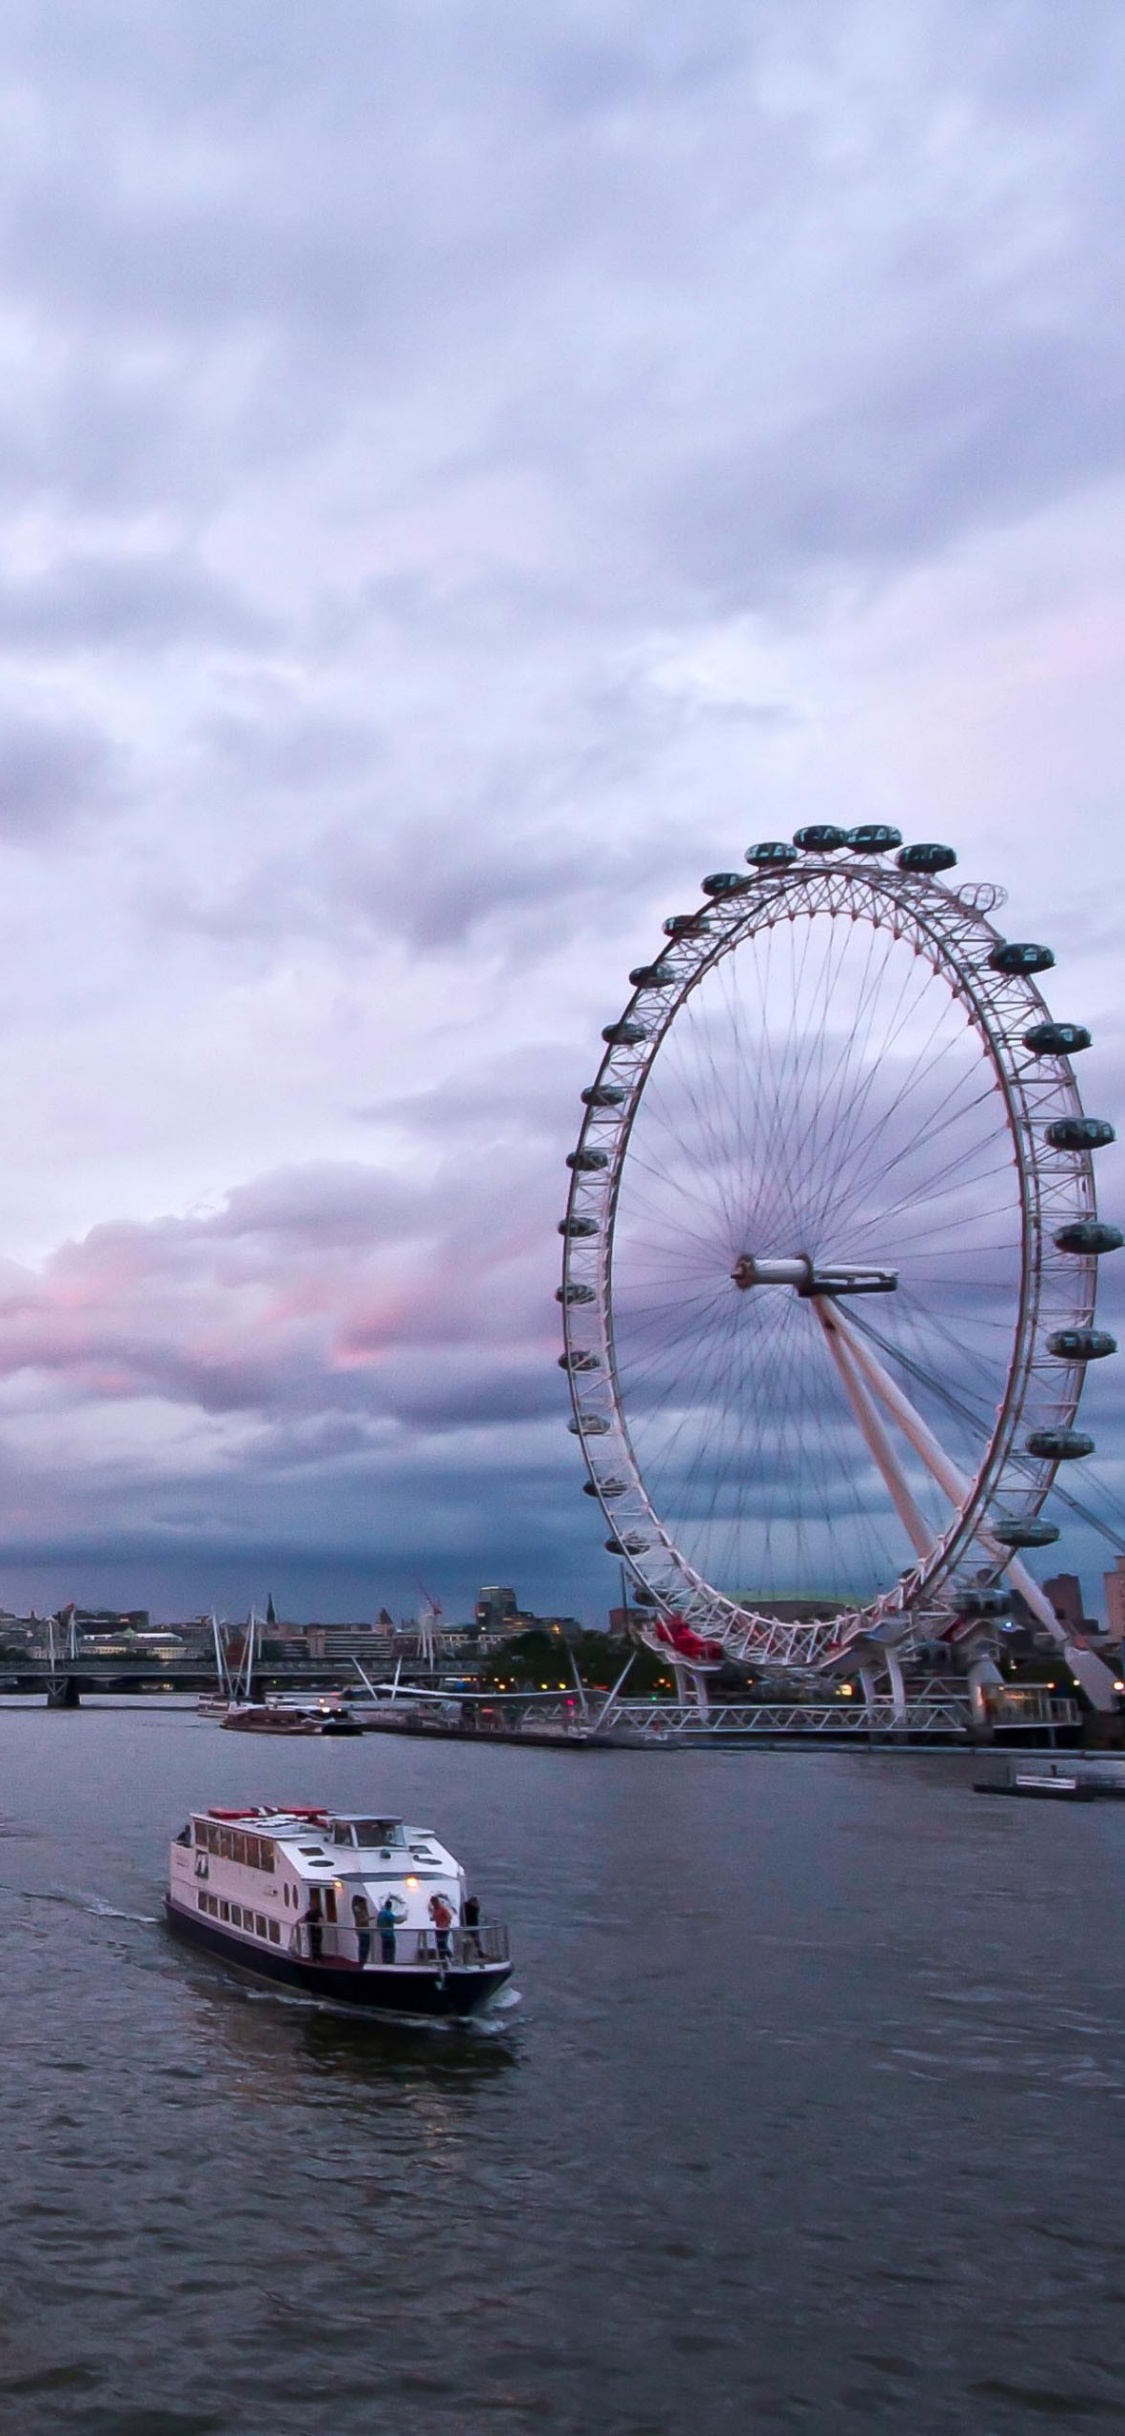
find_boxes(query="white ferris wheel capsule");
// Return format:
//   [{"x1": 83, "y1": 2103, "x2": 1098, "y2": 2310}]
[{"x1": 558, "y1": 835, "x2": 1121, "y2": 1701}]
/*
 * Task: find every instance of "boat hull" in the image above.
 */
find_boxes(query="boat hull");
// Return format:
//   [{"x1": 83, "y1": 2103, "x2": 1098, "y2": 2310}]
[
  {"x1": 165, "y1": 1898, "x2": 512, "y2": 2017},
  {"x1": 217, "y1": 1708, "x2": 365, "y2": 1735}
]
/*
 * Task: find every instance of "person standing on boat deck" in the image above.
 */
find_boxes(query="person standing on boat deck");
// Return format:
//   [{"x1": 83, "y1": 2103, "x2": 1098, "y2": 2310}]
[
  {"x1": 376, "y1": 1896, "x2": 398, "y2": 1964},
  {"x1": 462, "y1": 1890, "x2": 483, "y2": 1960},
  {"x1": 303, "y1": 1889, "x2": 324, "y2": 1963},
  {"x1": 429, "y1": 1891, "x2": 454, "y2": 1970},
  {"x1": 351, "y1": 1893, "x2": 371, "y2": 1967}
]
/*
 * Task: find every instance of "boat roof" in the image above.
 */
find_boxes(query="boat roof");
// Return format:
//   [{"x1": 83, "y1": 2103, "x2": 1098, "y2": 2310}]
[
  {"x1": 196, "y1": 1805, "x2": 401, "y2": 1829},
  {"x1": 191, "y1": 1806, "x2": 440, "y2": 1838},
  {"x1": 183, "y1": 1805, "x2": 457, "y2": 1883},
  {"x1": 196, "y1": 1802, "x2": 401, "y2": 1822}
]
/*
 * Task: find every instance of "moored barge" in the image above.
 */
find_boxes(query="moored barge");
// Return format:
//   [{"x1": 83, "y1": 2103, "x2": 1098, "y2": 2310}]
[{"x1": 166, "y1": 1804, "x2": 513, "y2": 2017}]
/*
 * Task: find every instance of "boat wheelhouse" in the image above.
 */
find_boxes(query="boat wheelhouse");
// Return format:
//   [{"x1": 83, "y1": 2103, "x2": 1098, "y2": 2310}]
[{"x1": 166, "y1": 1805, "x2": 513, "y2": 2018}]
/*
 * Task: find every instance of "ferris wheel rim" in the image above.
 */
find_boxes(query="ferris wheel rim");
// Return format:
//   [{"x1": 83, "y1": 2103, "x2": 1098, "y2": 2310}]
[{"x1": 559, "y1": 853, "x2": 1103, "y2": 1670}]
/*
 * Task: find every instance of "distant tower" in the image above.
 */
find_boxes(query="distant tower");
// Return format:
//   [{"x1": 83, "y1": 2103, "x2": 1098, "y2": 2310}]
[
  {"x1": 1104, "y1": 1556, "x2": 1125, "y2": 1642},
  {"x1": 1043, "y1": 1573, "x2": 1084, "y2": 1634}
]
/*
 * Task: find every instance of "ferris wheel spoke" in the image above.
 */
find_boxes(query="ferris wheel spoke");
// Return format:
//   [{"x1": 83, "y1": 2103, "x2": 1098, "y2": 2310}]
[
  {"x1": 798, "y1": 922, "x2": 925, "y2": 1232},
  {"x1": 808, "y1": 978, "x2": 974, "y2": 1246},
  {"x1": 671, "y1": 967, "x2": 770, "y2": 1243},
  {"x1": 611, "y1": 1276, "x2": 740, "y2": 1393},
  {"x1": 824, "y1": 1064, "x2": 1005, "y2": 1244},
  {"x1": 849, "y1": 1301, "x2": 1000, "y2": 1446},
  {"x1": 842, "y1": 1175, "x2": 1020, "y2": 1253},
  {"x1": 616, "y1": 1145, "x2": 747, "y2": 1255},
  {"x1": 642, "y1": 1327, "x2": 764, "y2": 1573},
  {"x1": 882, "y1": 1285, "x2": 1020, "y2": 1414},
  {"x1": 728, "y1": 919, "x2": 797, "y2": 1235},
  {"x1": 794, "y1": 924, "x2": 919, "y2": 1238},
  {"x1": 769, "y1": 918, "x2": 851, "y2": 1233},
  {"x1": 818, "y1": 1047, "x2": 1003, "y2": 1247}
]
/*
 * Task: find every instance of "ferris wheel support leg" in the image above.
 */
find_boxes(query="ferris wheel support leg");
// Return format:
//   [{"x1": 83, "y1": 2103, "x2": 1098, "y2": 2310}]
[
  {"x1": 822, "y1": 1301, "x2": 1120, "y2": 1716},
  {"x1": 884, "y1": 1646, "x2": 907, "y2": 1725},
  {"x1": 966, "y1": 1657, "x2": 1001, "y2": 1739},
  {"x1": 857, "y1": 1664, "x2": 879, "y2": 1725},
  {"x1": 671, "y1": 1664, "x2": 710, "y2": 1714},
  {"x1": 690, "y1": 1669, "x2": 710, "y2": 1717},
  {"x1": 810, "y1": 1299, "x2": 933, "y2": 1560}
]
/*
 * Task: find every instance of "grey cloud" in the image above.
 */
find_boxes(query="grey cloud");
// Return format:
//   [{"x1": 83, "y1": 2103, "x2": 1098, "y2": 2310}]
[
  {"x1": 0, "y1": 715, "x2": 120, "y2": 841},
  {"x1": 204, "y1": 708, "x2": 382, "y2": 794},
  {"x1": 660, "y1": 332, "x2": 1125, "y2": 605},
  {"x1": 153, "y1": 675, "x2": 699, "y2": 960},
  {"x1": 367, "y1": 1354, "x2": 562, "y2": 1433},
  {"x1": 150, "y1": 819, "x2": 629, "y2": 957},
  {"x1": 212, "y1": 1161, "x2": 418, "y2": 1249},
  {"x1": 0, "y1": 1, "x2": 1117, "y2": 609},
  {"x1": 0, "y1": 552, "x2": 273, "y2": 652},
  {"x1": 368, "y1": 1044, "x2": 587, "y2": 1143}
]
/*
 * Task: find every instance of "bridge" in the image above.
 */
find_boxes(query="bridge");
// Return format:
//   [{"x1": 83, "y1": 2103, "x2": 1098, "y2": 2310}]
[
  {"x1": 0, "y1": 1661, "x2": 1086, "y2": 1745},
  {"x1": 0, "y1": 1658, "x2": 367, "y2": 1699}
]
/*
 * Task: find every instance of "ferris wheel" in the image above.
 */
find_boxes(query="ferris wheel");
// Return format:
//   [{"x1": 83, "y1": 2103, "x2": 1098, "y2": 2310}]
[{"x1": 558, "y1": 829, "x2": 1120, "y2": 1700}]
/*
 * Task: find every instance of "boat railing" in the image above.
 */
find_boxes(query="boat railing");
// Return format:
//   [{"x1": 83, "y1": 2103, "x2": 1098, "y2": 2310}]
[{"x1": 290, "y1": 1922, "x2": 509, "y2": 1969}]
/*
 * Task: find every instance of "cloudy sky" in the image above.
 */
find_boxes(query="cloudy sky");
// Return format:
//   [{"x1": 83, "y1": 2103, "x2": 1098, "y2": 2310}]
[{"x1": 0, "y1": 0, "x2": 1122, "y2": 1623}]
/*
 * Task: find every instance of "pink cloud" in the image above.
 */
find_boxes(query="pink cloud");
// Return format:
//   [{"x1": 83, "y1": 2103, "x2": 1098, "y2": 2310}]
[{"x1": 0, "y1": 1159, "x2": 563, "y2": 1431}]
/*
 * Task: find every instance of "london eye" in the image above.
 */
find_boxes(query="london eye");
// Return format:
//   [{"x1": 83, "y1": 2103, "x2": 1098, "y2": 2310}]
[{"x1": 559, "y1": 831, "x2": 1120, "y2": 1703}]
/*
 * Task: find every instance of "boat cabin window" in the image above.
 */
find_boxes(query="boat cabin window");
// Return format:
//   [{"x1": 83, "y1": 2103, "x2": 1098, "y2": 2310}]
[
  {"x1": 194, "y1": 1821, "x2": 274, "y2": 1871},
  {"x1": 337, "y1": 1820, "x2": 405, "y2": 1848}
]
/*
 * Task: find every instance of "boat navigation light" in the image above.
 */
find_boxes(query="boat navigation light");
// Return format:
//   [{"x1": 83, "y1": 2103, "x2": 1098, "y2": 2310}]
[{"x1": 405, "y1": 1875, "x2": 418, "y2": 1889}]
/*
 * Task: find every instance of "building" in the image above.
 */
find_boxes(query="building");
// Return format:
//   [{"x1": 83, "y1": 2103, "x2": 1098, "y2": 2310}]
[
  {"x1": 302, "y1": 1624, "x2": 396, "y2": 1667},
  {"x1": 475, "y1": 1586, "x2": 519, "y2": 1632},
  {"x1": 535, "y1": 1614, "x2": 584, "y2": 1644},
  {"x1": 72, "y1": 1607, "x2": 151, "y2": 1633},
  {"x1": 608, "y1": 1605, "x2": 649, "y2": 1637},
  {"x1": 1104, "y1": 1556, "x2": 1125, "y2": 1641},
  {"x1": 323, "y1": 1625, "x2": 396, "y2": 1668},
  {"x1": 1043, "y1": 1573, "x2": 1084, "y2": 1633}
]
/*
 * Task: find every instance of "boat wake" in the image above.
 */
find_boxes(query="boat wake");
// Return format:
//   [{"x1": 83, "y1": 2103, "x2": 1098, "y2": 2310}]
[{"x1": 38, "y1": 1883, "x2": 160, "y2": 1924}]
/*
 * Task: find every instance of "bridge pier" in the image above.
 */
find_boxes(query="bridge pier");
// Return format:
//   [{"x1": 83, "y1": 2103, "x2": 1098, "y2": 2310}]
[{"x1": 46, "y1": 1675, "x2": 81, "y2": 1709}]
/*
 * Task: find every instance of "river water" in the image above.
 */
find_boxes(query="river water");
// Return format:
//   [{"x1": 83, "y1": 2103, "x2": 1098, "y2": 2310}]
[{"x1": 1, "y1": 1705, "x2": 1124, "y2": 2434}]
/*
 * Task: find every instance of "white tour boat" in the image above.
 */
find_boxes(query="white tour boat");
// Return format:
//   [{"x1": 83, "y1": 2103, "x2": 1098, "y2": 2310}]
[{"x1": 166, "y1": 1804, "x2": 513, "y2": 2017}]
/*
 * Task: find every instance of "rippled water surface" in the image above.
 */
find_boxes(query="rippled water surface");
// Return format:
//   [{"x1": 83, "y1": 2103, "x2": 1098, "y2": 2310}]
[{"x1": 2, "y1": 1706, "x2": 1125, "y2": 2434}]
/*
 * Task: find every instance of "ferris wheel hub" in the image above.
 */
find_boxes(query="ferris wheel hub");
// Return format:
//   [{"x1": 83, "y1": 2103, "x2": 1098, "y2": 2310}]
[{"x1": 730, "y1": 1254, "x2": 898, "y2": 1297}]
